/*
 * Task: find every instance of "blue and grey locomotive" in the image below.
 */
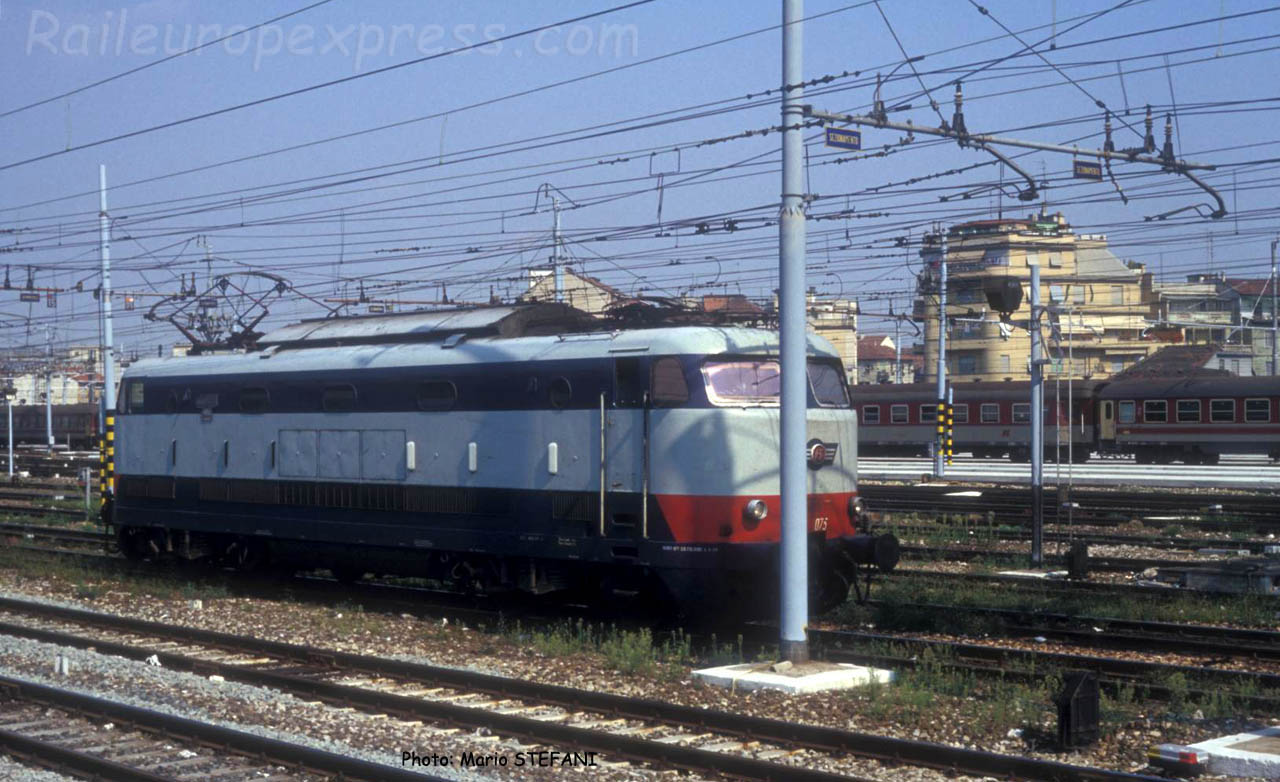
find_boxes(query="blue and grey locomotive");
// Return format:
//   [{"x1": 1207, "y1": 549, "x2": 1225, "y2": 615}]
[{"x1": 109, "y1": 303, "x2": 897, "y2": 613}]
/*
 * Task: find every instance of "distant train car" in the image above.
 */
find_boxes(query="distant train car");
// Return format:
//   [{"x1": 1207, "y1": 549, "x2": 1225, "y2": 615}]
[
  {"x1": 0, "y1": 403, "x2": 99, "y2": 450},
  {"x1": 110, "y1": 304, "x2": 898, "y2": 615},
  {"x1": 850, "y1": 381, "x2": 1100, "y2": 462},
  {"x1": 1098, "y1": 375, "x2": 1280, "y2": 464}
]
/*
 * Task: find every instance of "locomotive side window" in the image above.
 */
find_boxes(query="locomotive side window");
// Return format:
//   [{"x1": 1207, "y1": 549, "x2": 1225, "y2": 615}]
[
  {"x1": 953, "y1": 404, "x2": 969, "y2": 423},
  {"x1": 980, "y1": 403, "x2": 999, "y2": 423},
  {"x1": 322, "y1": 385, "x2": 357, "y2": 412},
  {"x1": 548, "y1": 377, "x2": 572, "y2": 409},
  {"x1": 1012, "y1": 403, "x2": 1031, "y2": 423},
  {"x1": 1210, "y1": 399, "x2": 1235, "y2": 422},
  {"x1": 890, "y1": 404, "x2": 908, "y2": 423},
  {"x1": 1118, "y1": 400, "x2": 1135, "y2": 424},
  {"x1": 239, "y1": 388, "x2": 270, "y2": 414},
  {"x1": 650, "y1": 358, "x2": 689, "y2": 407},
  {"x1": 615, "y1": 358, "x2": 645, "y2": 407},
  {"x1": 1246, "y1": 398, "x2": 1271, "y2": 422},
  {"x1": 861, "y1": 405, "x2": 880, "y2": 424},
  {"x1": 1176, "y1": 400, "x2": 1201, "y2": 423},
  {"x1": 919, "y1": 404, "x2": 937, "y2": 424},
  {"x1": 416, "y1": 381, "x2": 457, "y2": 411},
  {"x1": 806, "y1": 362, "x2": 849, "y2": 407},
  {"x1": 122, "y1": 380, "x2": 144, "y2": 414},
  {"x1": 701, "y1": 360, "x2": 780, "y2": 407},
  {"x1": 1143, "y1": 400, "x2": 1168, "y2": 423}
]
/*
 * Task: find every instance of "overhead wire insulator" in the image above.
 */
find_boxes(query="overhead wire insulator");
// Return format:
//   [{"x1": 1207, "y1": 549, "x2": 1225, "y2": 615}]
[
  {"x1": 1161, "y1": 113, "x2": 1176, "y2": 166},
  {"x1": 951, "y1": 81, "x2": 967, "y2": 142},
  {"x1": 1143, "y1": 105, "x2": 1156, "y2": 154}
]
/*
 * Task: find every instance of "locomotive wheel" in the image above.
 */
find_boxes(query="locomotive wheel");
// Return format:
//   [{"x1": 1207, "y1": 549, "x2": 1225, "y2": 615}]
[
  {"x1": 330, "y1": 566, "x2": 366, "y2": 584},
  {"x1": 117, "y1": 526, "x2": 158, "y2": 561},
  {"x1": 226, "y1": 539, "x2": 268, "y2": 572}
]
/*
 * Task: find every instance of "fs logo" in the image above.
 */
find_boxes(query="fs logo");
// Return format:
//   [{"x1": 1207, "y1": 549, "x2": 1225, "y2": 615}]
[{"x1": 806, "y1": 439, "x2": 838, "y2": 470}]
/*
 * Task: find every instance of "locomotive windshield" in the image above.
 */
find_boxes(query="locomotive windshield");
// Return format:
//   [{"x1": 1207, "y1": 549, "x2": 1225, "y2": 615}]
[{"x1": 700, "y1": 359, "x2": 850, "y2": 407}]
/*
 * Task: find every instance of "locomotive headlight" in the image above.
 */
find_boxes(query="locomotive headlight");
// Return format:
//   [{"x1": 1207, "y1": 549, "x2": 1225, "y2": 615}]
[
  {"x1": 848, "y1": 495, "x2": 865, "y2": 519},
  {"x1": 744, "y1": 499, "x2": 769, "y2": 522}
]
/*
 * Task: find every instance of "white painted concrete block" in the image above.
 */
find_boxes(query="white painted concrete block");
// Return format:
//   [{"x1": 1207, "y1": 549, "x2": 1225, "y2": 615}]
[
  {"x1": 1191, "y1": 726, "x2": 1280, "y2": 778},
  {"x1": 692, "y1": 662, "x2": 893, "y2": 694}
]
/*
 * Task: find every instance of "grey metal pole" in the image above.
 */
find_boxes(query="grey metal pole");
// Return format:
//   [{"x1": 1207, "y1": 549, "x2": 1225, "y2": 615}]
[
  {"x1": 1030, "y1": 260, "x2": 1044, "y2": 565},
  {"x1": 934, "y1": 237, "x2": 947, "y2": 478},
  {"x1": 6, "y1": 398, "x2": 12, "y2": 478},
  {"x1": 778, "y1": 0, "x2": 809, "y2": 665},
  {"x1": 44, "y1": 326, "x2": 54, "y2": 449},
  {"x1": 99, "y1": 166, "x2": 116, "y2": 414},
  {"x1": 553, "y1": 196, "x2": 563, "y2": 304},
  {"x1": 1271, "y1": 237, "x2": 1278, "y2": 375},
  {"x1": 894, "y1": 314, "x2": 902, "y2": 383}
]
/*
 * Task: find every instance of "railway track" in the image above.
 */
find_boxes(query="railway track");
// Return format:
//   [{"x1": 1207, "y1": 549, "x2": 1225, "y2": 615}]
[
  {"x1": 886, "y1": 523, "x2": 1274, "y2": 554},
  {"x1": 0, "y1": 674, "x2": 444, "y2": 782},
  {"x1": 0, "y1": 593, "x2": 1167, "y2": 782},
  {"x1": 899, "y1": 544, "x2": 1229, "y2": 574}
]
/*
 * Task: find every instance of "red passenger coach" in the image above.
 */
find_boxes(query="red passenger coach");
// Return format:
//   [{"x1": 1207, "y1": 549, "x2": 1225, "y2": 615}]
[{"x1": 1098, "y1": 376, "x2": 1280, "y2": 464}]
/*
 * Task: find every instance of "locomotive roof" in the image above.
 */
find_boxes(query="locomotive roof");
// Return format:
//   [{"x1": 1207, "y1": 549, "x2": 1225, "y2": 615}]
[
  {"x1": 1097, "y1": 374, "x2": 1280, "y2": 399},
  {"x1": 125, "y1": 319, "x2": 840, "y2": 379}
]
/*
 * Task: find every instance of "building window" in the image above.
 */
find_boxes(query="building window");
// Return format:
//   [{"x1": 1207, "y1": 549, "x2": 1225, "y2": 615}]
[
  {"x1": 1246, "y1": 398, "x2": 1271, "y2": 422},
  {"x1": 1012, "y1": 403, "x2": 1031, "y2": 423},
  {"x1": 1210, "y1": 399, "x2": 1235, "y2": 422},
  {"x1": 1047, "y1": 252, "x2": 1062, "y2": 268},
  {"x1": 890, "y1": 404, "x2": 909, "y2": 423},
  {"x1": 957, "y1": 355, "x2": 977, "y2": 374},
  {"x1": 953, "y1": 403, "x2": 969, "y2": 423},
  {"x1": 1073, "y1": 285, "x2": 1087, "y2": 304},
  {"x1": 1049, "y1": 284, "x2": 1064, "y2": 302},
  {"x1": 1111, "y1": 285, "x2": 1124, "y2": 306},
  {"x1": 980, "y1": 403, "x2": 999, "y2": 423},
  {"x1": 983, "y1": 248, "x2": 1010, "y2": 267},
  {"x1": 861, "y1": 405, "x2": 880, "y2": 424},
  {"x1": 999, "y1": 354, "x2": 1011, "y2": 373},
  {"x1": 1111, "y1": 358, "x2": 1124, "y2": 374},
  {"x1": 920, "y1": 404, "x2": 937, "y2": 423},
  {"x1": 1176, "y1": 400, "x2": 1201, "y2": 423},
  {"x1": 1143, "y1": 400, "x2": 1168, "y2": 423},
  {"x1": 1025, "y1": 250, "x2": 1038, "y2": 267},
  {"x1": 1118, "y1": 400, "x2": 1135, "y2": 424}
]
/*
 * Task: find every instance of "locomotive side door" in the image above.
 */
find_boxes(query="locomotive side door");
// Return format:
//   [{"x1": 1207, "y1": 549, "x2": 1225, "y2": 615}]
[
  {"x1": 604, "y1": 356, "x2": 648, "y2": 540},
  {"x1": 1099, "y1": 400, "x2": 1116, "y2": 442}
]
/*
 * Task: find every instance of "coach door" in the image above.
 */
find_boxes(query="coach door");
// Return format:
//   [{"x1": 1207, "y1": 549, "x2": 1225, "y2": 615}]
[
  {"x1": 1100, "y1": 400, "x2": 1116, "y2": 442},
  {"x1": 603, "y1": 356, "x2": 648, "y2": 540}
]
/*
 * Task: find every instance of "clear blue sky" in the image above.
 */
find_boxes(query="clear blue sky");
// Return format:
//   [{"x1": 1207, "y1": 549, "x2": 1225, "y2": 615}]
[{"x1": 0, "y1": 0, "x2": 1276, "y2": 355}]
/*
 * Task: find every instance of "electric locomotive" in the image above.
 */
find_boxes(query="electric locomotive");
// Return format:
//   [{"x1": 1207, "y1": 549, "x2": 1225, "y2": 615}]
[{"x1": 109, "y1": 303, "x2": 897, "y2": 614}]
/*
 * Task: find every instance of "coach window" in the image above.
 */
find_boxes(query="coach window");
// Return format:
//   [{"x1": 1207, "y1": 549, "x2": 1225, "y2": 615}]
[
  {"x1": 239, "y1": 388, "x2": 270, "y2": 414},
  {"x1": 1143, "y1": 400, "x2": 1167, "y2": 423},
  {"x1": 1246, "y1": 398, "x2": 1271, "y2": 422},
  {"x1": 322, "y1": 385, "x2": 357, "y2": 412},
  {"x1": 1176, "y1": 400, "x2": 1200, "y2": 423},
  {"x1": 980, "y1": 403, "x2": 999, "y2": 423},
  {"x1": 415, "y1": 381, "x2": 457, "y2": 411},
  {"x1": 953, "y1": 403, "x2": 969, "y2": 424},
  {"x1": 1210, "y1": 399, "x2": 1235, "y2": 422},
  {"x1": 890, "y1": 404, "x2": 908, "y2": 424},
  {"x1": 1118, "y1": 400, "x2": 1135, "y2": 424},
  {"x1": 861, "y1": 405, "x2": 880, "y2": 424},
  {"x1": 920, "y1": 404, "x2": 937, "y2": 424},
  {"x1": 549, "y1": 377, "x2": 573, "y2": 409},
  {"x1": 1012, "y1": 403, "x2": 1031, "y2": 424},
  {"x1": 651, "y1": 358, "x2": 689, "y2": 407}
]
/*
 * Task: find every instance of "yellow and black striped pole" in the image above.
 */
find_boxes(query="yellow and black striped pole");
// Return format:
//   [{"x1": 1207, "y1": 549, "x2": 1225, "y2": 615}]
[
  {"x1": 945, "y1": 399, "x2": 954, "y2": 466},
  {"x1": 104, "y1": 413, "x2": 114, "y2": 500},
  {"x1": 936, "y1": 399, "x2": 946, "y2": 466}
]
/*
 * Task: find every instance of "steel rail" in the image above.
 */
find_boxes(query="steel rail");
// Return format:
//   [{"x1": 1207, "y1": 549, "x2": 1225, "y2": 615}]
[
  {"x1": 0, "y1": 675, "x2": 450, "y2": 782},
  {"x1": 0, "y1": 725, "x2": 177, "y2": 782},
  {"x1": 0, "y1": 595, "x2": 1165, "y2": 782}
]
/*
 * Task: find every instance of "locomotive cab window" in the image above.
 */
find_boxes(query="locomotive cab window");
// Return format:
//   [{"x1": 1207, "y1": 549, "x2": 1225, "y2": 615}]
[
  {"x1": 121, "y1": 380, "x2": 144, "y2": 414},
  {"x1": 890, "y1": 404, "x2": 908, "y2": 424},
  {"x1": 1176, "y1": 400, "x2": 1201, "y2": 423},
  {"x1": 806, "y1": 362, "x2": 850, "y2": 407},
  {"x1": 861, "y1": 405, "x2": 880, "y2": 424},
  {"x1": 701, "y1": 360, "x2": 779, "y2": 407},
  {"x1": 548, "y1": 377, "x2": 572, "y2": 409},
  {"x1": 1210, "y1": 399, "x2": 1235, "y2": 422},
  {"x1": 1012, "y1": 403, "x2": 1031, "y2": 424},
  {"x1": 650, "y1": 357, "x2": 689, "y2": 407},
  {"x1": 1118, "y1": 400, "x2": 1135, "y2": 424},
  {"x1": 980, "y1": 403, "x2": 999, "y2": 423},
  {"x1": 1143, "y1": 400, "x2": 1168, "y2": 423},
  {"x1": 322, "y1": 385, "x2": 357, "y2": 412},
  {"x1": 953, "y1": 404, "x2": 969, "y2": 424},
  {"x1": 239, "y1": 388, "x2": 270, "y2": 414},
  {"x1": 416, "y1": 381, "x2": 457, "y2": 411},
  {"x1": 1246, "y1": 398, "x2": 1271, "y2": 422}
]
